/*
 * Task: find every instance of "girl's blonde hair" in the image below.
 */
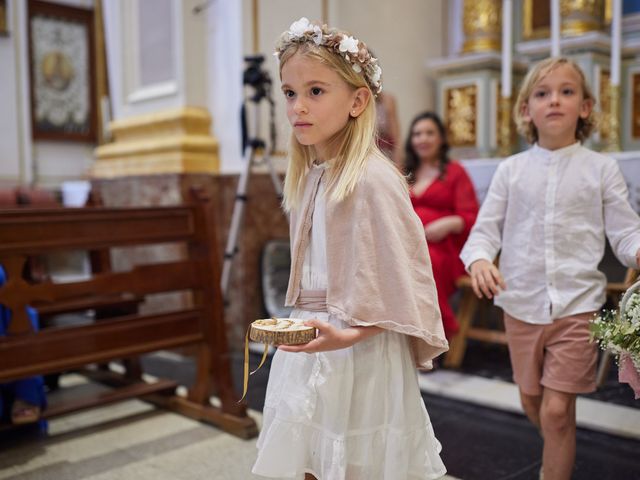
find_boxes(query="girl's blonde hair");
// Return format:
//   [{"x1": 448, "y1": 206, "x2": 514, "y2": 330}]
[
  {"x1": 279, "y1": 42, "x2": 388, "y2": 212},
  {"x1": 513, "y1": 57, "x2": 597, "y2": 144}
]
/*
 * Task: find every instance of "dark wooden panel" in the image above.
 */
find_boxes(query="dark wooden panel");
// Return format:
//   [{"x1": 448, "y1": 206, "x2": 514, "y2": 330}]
[
  {"x1": 43, "y1": 379, "x2": 178, "y2": 419},
  {"x1": 0, "y1": 309, "x2": 203, "y2": 381},
  {"x1": 0, "y1": 207, "x2": 196, "y2": 254}
]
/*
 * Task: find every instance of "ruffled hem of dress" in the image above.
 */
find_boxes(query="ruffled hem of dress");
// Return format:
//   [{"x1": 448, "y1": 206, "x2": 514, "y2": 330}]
[{"x1": 252, "y1": 407, "x2": 447, "y2": 480}]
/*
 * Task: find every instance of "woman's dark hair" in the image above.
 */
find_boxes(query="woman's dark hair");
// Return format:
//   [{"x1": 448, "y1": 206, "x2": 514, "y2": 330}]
[{"x1": 404, "y1": 111, "x2": 450, "y2": 182}]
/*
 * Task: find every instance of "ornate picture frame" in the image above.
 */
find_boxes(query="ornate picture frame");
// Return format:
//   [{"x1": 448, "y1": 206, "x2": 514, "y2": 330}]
[{"x1": 28, "y1": 0, "x2": 96, "y2": 142}]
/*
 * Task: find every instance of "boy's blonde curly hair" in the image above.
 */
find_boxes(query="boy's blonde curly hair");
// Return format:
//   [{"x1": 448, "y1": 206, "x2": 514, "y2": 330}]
[{"x1": 513, "y1": 57, "x2": 597, "y2": 144}]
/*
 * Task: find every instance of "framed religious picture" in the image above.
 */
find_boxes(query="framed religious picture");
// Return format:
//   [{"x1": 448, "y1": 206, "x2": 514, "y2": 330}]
[
  {"x1": 28, "y1": 0, "x2": 96, "y2": 142},
  {"x1": 0, "y1": 0, "x2": 8, "y2": 36}
]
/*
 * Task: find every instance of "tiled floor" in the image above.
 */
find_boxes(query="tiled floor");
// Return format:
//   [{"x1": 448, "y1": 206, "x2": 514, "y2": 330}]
[
  {"x1": 0, "y1": 398, "x2": 266, "y2": 480},
  {"x1": 0, "y1": 388, "x2": 458, "y2": 480},
  {"x1": 1, "y1": 342, "x2": 639, "y2": 480}
]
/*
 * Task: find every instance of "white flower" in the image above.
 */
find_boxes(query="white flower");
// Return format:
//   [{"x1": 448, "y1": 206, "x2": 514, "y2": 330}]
[
  {"x1": 370, "y1": 64, "x2": 382, "y2": 85},
  {"x1": 352, "y1": 63, "x2": 362, "y2": 73},
  {"x1": 289, "y1": 17, "x2": 312, "y2": 38},
  {"x1": 339, "y1": 35, "x2": 359, "y2": 54},
  {"x1": 311, "y1": 25, "x2": 323, "y2": 45}
]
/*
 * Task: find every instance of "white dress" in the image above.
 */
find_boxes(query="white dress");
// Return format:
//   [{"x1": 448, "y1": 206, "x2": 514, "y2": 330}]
[{"x1": 253, "y1": 164, "x2": 446, "y2": 480}]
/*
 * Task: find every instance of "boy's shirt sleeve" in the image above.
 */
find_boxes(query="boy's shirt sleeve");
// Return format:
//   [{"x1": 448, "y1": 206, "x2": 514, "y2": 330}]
[
  {"x1": 602, "y1": 159, "x2": 640, "y2": 268},
  {"x1": 460, "y1": 159, "x2": 509, "y2": 271}
]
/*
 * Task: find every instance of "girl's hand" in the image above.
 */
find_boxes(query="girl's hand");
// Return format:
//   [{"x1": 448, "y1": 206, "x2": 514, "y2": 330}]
[
  {"x1": 469, "y1": 259, "x2": 506, "y2": 299},
  {"x1": 278, "y1": 319, "x2": 381, "y2": 353}
]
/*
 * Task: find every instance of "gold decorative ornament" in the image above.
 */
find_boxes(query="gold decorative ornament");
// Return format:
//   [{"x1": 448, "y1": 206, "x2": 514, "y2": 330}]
[
  {"x1": 462, "y1": 0, "x2": 502, "y2": 53},
  {"x1": 446, "y1": 85, "x2": 477, "y2": 147},
  {"x1": 605, "y1": 83, "x2": 621, "y2": 151},
  {"x1": 498, "y1": 95, "x2": 513, "y2": 157},
  {"x1": 561, "y1": 0, "x2": 605, "y2": 36},
  {"x1": 599, "y1": 70, "x2": 612, "y2": 143}
]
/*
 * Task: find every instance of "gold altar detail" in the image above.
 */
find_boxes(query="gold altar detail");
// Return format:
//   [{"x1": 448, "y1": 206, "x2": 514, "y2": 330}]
[
  {"x1": 497, "y1": 83, "x2": 516, "y2": 157},
  {"x1": 462, "y1": 0, "x2": 501, "y2": 53},
  {"x1": 446, "y1": 85, "x2": 477, "y2": 147},
  {"x1": 523, "y1": 0, "x2": 605, "y2": 39},
  {"x1": 605, "y1": 84, "x2": 621, "y2": 151},
  {"x1": 92, "y1": 107, "x2": 219, "y2": 178},
  {"x1": 561, "y1": 0, "x2": 605, "y2": 36},
  {"x1": 599, "y1": 70, "x2": 612, "y2": 143}
]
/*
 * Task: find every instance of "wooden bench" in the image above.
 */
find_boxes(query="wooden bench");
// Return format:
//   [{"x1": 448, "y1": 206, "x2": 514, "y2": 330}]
[
  {"x1": 0, "y1": 191, "x2": 258, "y2": 439},
  {"x1": 443, "y1": 275, "x2": 506, "y2": 368},
  {"x1": 444, "y1": 268, "x2": 640, "y2": 371}
]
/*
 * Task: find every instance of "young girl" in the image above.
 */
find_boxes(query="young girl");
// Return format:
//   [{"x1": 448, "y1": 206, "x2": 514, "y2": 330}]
[
  {"x1": 461, "y1": 57, "x2": 640, "y2": 480},
  {"x1": 252, "y1": 18, "x2": 449, "y2": 480}
]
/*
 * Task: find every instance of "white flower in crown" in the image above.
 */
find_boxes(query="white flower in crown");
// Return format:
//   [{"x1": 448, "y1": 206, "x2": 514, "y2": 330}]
[
  {"x1": 311, "y1": 25, "x2": 323, "y2": 45},
  {"x1": 289, "y1": 17, "x2": 313, "y2": 38},
  {"x1": 370, "y1": 64, "x2": 382, "y2": 85},
  {"x1": 339, "y1": 35, "x2": 359, "y2": 54}
]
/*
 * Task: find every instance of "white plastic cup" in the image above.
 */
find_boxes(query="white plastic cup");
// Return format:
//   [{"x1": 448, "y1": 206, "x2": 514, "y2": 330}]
[{"x1": 61, "y1": 180, "x2": 91, "y2": 207}]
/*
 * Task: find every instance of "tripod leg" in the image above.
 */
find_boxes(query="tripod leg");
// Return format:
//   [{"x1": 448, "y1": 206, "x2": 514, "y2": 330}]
[{"x1": 220, "y1": 146, "x2": 255, "y2": 298}]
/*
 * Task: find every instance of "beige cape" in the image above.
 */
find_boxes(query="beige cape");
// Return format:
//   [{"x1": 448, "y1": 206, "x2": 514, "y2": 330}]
[{"x1": 285, "y1": 154, "x2": 449, "y2": 368}]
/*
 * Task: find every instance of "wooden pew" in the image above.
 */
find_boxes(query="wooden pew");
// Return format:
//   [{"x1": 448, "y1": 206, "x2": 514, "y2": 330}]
[
  {"x1": 0, "y1": 191, "x2": 258, "y2": 439},
  {"x1": 443, "y1": 275, "x2": 506, "y2": 368}
]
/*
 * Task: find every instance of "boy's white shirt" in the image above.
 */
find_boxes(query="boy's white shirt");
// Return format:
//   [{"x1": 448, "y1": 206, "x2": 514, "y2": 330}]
[{"x1": 460, "y1": 141, "x2": 640, "y2": 325}]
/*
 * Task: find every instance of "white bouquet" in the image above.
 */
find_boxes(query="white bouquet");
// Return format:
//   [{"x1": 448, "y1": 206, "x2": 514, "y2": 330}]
[{"x1": 590, "y1": 280, "x2": 640, "y2": 398}]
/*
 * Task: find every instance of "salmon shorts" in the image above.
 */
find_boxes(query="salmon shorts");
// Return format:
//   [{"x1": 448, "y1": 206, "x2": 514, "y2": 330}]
[{"x1": 503, "y1": 311, "x2": 598, "y2": 396}]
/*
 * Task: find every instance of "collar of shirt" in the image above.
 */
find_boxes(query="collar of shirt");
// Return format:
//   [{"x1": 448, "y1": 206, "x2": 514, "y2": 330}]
[{"x1": 532, "y1": 141, "x2": 581, "y2": 161}]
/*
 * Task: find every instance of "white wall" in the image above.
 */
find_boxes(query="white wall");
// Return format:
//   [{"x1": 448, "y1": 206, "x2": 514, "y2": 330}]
[
  {"x1": 238, "y1": 0, "x2": 445, "y2": 159},
  {"x1": 0, "y1": 0, "x2": 97, "y2": 189},
  {"x1": 0, "y1": 0, "x2": 28, "y2": 185},
  {"x1": 205, "y1": 0, "x2": 243, "y2": 173}
]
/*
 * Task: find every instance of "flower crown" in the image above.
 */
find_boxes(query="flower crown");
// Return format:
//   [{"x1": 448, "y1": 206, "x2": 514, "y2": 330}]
[{"x1": 275, "y1": 17, "x2": 382, "y2": 96}]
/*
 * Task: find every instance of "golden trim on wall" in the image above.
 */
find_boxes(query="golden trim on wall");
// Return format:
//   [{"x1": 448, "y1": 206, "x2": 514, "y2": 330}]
[{"x1": 446, "y1": 85, "x2": 477, "y2": 147}]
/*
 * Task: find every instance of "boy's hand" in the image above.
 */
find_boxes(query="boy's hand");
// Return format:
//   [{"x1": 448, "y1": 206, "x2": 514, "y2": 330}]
[{"x1": 469, "y1": 259, "x2": 506, "y2": 299}]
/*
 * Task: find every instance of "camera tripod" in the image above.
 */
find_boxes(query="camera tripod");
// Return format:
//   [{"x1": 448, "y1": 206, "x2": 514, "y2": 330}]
[{"x1": 220, "y1": 55, "x2": 284, "y2": 301}]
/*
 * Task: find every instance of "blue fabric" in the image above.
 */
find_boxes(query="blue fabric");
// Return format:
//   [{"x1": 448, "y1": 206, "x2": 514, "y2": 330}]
[{"x1": 0, "y1": 265, "x2": 47, "y2": 428}]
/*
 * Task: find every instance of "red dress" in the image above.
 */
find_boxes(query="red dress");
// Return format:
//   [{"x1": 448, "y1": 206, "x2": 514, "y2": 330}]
[{"x1": 410, "y1": 162, "x2": 479, "y2": 339}]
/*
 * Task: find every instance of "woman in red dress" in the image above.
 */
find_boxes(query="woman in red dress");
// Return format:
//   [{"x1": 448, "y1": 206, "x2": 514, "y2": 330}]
[{"x1": 405, "y1": 112, "x2": 479, "y2": 340}]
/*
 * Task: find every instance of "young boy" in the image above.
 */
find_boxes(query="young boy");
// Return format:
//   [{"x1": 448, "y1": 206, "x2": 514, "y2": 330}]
[{"x1": 461, "y1": 57, "x2": 640, "y2": 480}]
